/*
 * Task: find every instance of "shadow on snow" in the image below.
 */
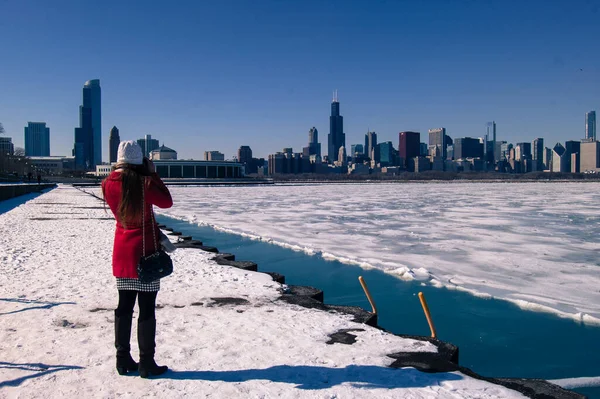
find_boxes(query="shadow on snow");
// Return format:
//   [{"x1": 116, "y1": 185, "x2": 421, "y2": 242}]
[
  {"x1": 0, "y1": 361, "x2": 84, "y2": 388},
  {"x1": 162, "y1": 364, "x2": 462, "y2": 390},
  {"x1": 0, "y1": 298, "x2": 76, "y2": 316}
]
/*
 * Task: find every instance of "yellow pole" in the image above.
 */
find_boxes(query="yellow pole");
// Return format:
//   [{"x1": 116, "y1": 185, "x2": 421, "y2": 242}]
[
  {"x1": 358, "y1": 276, "x2": 378, "y2": 315},
  {"x1": 418, "y1": 292, "x2": 437, "y2": 339}
]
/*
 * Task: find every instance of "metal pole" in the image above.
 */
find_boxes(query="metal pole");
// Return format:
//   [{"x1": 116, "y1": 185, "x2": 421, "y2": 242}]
[
  {"x1": 358, "y1": 276, "x2": 377, "y2": 315},
  {"x1": 418, "y1": 292, "x2": 437, "y2": 339}
]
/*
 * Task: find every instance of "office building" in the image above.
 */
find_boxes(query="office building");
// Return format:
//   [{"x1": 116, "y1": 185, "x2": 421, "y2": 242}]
[
  {"x1": 237, "y1": 146, "x2": 253, "y2": 165},
  {"x1": 543, "y1": 147, "x2": 552, "y2": 171},
  {"x1": 73, "y1": 79, "x2": 101, "y2": 169},
  {"x1": 303, "y1": 127, "x2": 321, "y2": 157},
  {"x1": 419, "y1": 143, "x2": 428, "y2": 157},
  {"x1": 327, "y1": 91, "x2": 345, "y2": 163},
  {"x1": 551, "y1": 143, "x2": 568, "y2": 172},
  {"x1": 399, "y1": 131, "x2": 420, "y2": 170},
  {"x1": 25, "y1": 122, "x2": 50, "y2": 156},
  {"x1": 485, "y1": 122, "x2": 496, "y2": 166},
  {"x1": 428, "y1": 128, "x2": 447, "y2": 159},
  {"x1": 378, "y1": 141, "x2": 395, "y2": 166},
  {"x1": 109, "y1": 126, "x2": 120, "y2": 163},
  {"x1": 0, "y1": 137, "x2": 14, "y2": 156},
  {"x1": 365, "y1": 131, "x2": 377, "y2": 161},
  {"x1": 137, "y1": 134, "x2": 160, "y2": 157},
  {"x1": 515, "y1": 142, "x2": 532, "y2": 161},
  {"x1": 454, "y1": 137, "x2": 483, "y2": 160},
  {"x1": 532, "y1": 138, "x2": 544, "y2": 170},
  {"x1": 564, "y1": 140, "x2": 581, "y2": 172},
  {"x1": 586, "y1": 111, "x2": 596, "y2": 140},
  {"x1": 204, "y1": 151, "x2": 225, "y2": 161},
  {"x1": 580, "y1": 141, "x2": 600, "y2": 172},
  {"x1": 351, "y1": 144, "x2": 364, "y2": 155},
  {"x1": 338, "y1": 146, "x2": 347, "y2": 166}
]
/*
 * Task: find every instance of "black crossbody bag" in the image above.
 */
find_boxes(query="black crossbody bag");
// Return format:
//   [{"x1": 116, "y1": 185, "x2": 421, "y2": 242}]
[{"x1": 137, "y1": 178, "x2": 173, "y2": 283}]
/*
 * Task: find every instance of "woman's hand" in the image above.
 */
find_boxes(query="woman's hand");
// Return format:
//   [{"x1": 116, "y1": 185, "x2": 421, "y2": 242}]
[{"x1": 143, "y1": 158, "x2": 156, "y2": 174}]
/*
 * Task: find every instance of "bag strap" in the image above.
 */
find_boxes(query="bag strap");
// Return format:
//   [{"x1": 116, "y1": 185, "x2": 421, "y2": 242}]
[{"x1": 141, "y1": 177, "x2": 158, "y2": 257}]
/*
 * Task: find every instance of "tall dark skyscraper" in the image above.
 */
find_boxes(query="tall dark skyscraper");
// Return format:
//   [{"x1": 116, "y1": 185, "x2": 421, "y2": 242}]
[
  {"x1": 237, "y1": 145, "x2": 253, "y2": 165},
  {"x1": 399, "y1": 131, "x2": 420, "y2": 169},
  {"x1": 586, "y1": 111, "x2": 596, "y2": 140},
  {"x1": 24, "y1": 122, "x2": 50, "y2": 156},
  {"x1": 327, "y1": 91, "x2": 345, "y2": 163},
  {"x1": 303, "y1": 127, "x2": 321, "y2": 157},
  {"x1": 109, "y1": 126, "x2": 120, "y2": 163},
  {"x1": 73, "y1": 79, "x2": 101, "y2": 169},
  {"x1": 365, "y1": 131, "x2": 377, "y2": 161},
  {"x1": 532, "y1": 138, "x2": 544, "y2": 170},
  {"x1": 485, "y1": 122, "x2": 496, "y2": 167}
]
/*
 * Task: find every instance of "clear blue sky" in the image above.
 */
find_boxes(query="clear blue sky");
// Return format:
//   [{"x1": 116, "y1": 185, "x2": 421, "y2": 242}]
[{"x1": 0, "y1": 0, "x2": 598, "y2": 160}]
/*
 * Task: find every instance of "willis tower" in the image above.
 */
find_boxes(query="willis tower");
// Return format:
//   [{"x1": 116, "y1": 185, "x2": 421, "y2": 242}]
[{"x1": 328, "y1": 90, "x2": 345, "y2": 163}]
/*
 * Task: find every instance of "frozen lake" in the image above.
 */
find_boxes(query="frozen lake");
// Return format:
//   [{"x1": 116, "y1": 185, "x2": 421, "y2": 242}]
[{"x1": 156, "y1": 182, "x2": 600, "y2": 325}]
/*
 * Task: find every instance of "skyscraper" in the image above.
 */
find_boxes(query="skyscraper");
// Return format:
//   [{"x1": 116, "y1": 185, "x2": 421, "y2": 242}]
[
  {"x1": 398, "y1": 131, "x2": 420, "y2": 170},
  {"x1": 365, "y1": 131, "x2": 377, "y2": 161},
  {"x1": 327, "y1": 91, "x2": 345, "y2": 163},
  {"x1": 586, "y1": 111, "x2": 596, "y2": 140},
  {"x1": 237, "y1": 145, "x2": 252, "y2": 165},
  {"x1": 485, "y1": 122, "x2": 496, "y2": 167},
  {"x1": 303, "y1": 127, "x2": 321, "y2": 157},
  {"x1": 73, "y1": 79, "x2": 101, "y2": 169},
  {"x1": 350, "y1": 144, "x2": 364, "y2": 155},
  {"x1": 532, "y1": 138, "x2": 544, "y2": 171},
  {"x1": 137, "y1": 135, "x2": 160, "y2": 157},
  {"x1": 109, "y1": 126, "x2": 120, "y2": 163},
  {"x1": 428, "y1": 128, "x2": 447, "y2": 159},
  {"x1": 24, "y1": 122, "x2": 50, "y2": 156}
]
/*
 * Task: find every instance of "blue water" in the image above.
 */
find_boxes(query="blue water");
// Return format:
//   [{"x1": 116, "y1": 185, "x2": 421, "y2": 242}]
[{"x1": 157, "y1": 215, "x2": 599, "y2": 397}]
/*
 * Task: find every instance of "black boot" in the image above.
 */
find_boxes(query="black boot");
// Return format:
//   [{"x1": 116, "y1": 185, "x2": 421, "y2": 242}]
[
  {"x1": 138, "y1": 318, "x2": 168, "y2": 378},
  {"x1": 115, "y1": 311, "x2": 139, "y2": 375}
]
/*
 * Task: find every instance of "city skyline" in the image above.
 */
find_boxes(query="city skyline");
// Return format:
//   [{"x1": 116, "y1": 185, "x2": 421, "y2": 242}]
[{"x1": 0, "y1": 1, "x2": 599, "y2": 160}]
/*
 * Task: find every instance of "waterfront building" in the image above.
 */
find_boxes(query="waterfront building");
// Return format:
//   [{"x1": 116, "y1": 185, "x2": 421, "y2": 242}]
[
  {"x1": 25, "y1": 122, "x2": 50, "y2": 156},
  {"x1": 586, "y1": 111, "x2": 596, "y2": 140},
  {"x1": 338, "y1": 146, "x2": 347, "y2": 166},
  {"x1": 109, "y1": 126, "x2": 120, "y2": 163},
  {"x1": 328, "y1": 91, "x2": 345, "y2": 163},
  {"x1": 414, "y1": 156, "x2": 431, "y2": 172},
  {"x1": 150, "y1": 145, "x2": 177, "y2": 160}
]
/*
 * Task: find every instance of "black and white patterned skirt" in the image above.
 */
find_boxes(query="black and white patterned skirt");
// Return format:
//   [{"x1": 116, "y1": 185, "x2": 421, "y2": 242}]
[{"x1": 116, "y1": 277, "x2": 160, "y2": 292}]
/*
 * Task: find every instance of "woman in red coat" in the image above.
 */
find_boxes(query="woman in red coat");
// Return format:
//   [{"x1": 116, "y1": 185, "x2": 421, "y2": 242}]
[{"x1": 102, "y1": 140, "x2": 173, "y2": 378}]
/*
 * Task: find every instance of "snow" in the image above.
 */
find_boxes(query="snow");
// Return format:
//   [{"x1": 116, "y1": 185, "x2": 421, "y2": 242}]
[
  {"x1": 96, "y1": 182, "x2": 600, "y2": 326},
  {"x1": 0, "y1": 185, "x2": 528, "y2": 398}
]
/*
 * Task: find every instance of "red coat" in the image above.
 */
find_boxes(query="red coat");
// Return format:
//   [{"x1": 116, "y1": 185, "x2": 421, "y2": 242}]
[{"x1": 102, "y1": 171, "x2": 173, "y2": 278}]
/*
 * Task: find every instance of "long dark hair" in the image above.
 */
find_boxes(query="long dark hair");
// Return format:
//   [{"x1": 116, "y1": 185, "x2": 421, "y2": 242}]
[{"x1": 103, "y1": 161, "x2": 149, "y2": 225}]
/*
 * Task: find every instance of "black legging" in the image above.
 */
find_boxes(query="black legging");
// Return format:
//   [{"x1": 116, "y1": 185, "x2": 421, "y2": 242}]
[{"x1": 115, "y1": 290, "x2": 157, "y2": 321}]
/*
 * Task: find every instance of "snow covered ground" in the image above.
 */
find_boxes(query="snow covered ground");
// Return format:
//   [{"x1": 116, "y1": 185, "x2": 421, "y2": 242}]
[
  {"x1": 115, "y1": 182, "x2": 600, "y2": 326},
  {"x1": 0, "y1": 186, "x2": 532, "y2": 398}
]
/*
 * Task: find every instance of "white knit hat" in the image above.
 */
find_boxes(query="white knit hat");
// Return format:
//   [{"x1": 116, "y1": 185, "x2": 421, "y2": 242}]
[{"x1": 117, "y1": 140, "x2": 143, "y2": 165}]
